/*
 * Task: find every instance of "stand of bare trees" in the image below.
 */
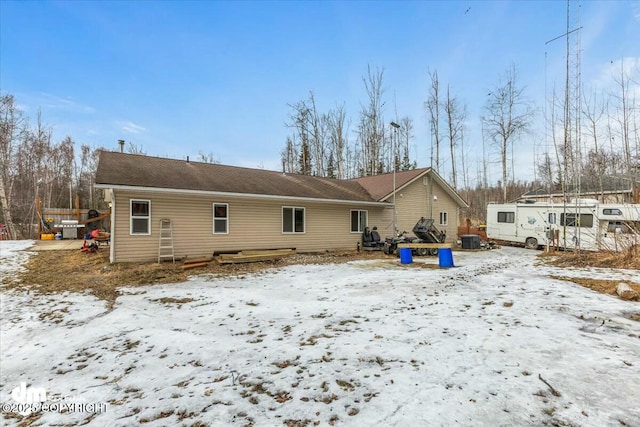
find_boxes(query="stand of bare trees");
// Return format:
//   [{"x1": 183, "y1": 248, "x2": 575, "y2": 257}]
[
  {"x1": 280, "y1": 66, "x2": 416, "y2": 178},
  {"x1": 0, "y1": 93, "x2": 108, "y2": 239},
  {"x1": 537, "y1": 59, "x2": 639, "y2": 203},
  {"x1": 424, "y1": 70, "x2": 469, "y2": 191}
]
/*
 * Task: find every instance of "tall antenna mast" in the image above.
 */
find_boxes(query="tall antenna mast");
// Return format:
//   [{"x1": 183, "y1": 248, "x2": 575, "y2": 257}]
[
  {"x1": 545, "y1": 0, "x2": 582, "y2": 250},
  {"x1": 564, "y1": 0, "x2": 583, "y2": 250}
]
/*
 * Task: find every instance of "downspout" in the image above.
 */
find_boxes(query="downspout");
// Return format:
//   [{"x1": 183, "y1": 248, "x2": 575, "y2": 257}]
[{"x1": 109, "y1": 189, "x2": 115, "y2": 263}]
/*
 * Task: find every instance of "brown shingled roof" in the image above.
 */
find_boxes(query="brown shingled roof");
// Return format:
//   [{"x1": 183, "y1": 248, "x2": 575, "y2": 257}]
[
  {"x1": 353, "y1": 168, "x2": 468, "y2": 208},
  {"x1": 95, "y1": 151, "x2": 380, "y2": 203},
  {"x1": 352, "y1": 168, "x2": 430, "y2": 200}
]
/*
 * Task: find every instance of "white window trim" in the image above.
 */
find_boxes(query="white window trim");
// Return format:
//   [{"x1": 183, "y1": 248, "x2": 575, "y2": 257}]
[
  {"x1": 130, "y1": 199, "x2": 151, "y2": 235},
  {"x1": 439, "y1": 211, "x2": 448, "y2": 226},
  {"x1": 212, "y1": 202, "x2": 229, "y2": 234},
  {"x1": 282, "y1": 206, "x2": 305, "y2": 234},
  {"x1": 350, "y1": 209, "x2": 368, "y2": 233}
]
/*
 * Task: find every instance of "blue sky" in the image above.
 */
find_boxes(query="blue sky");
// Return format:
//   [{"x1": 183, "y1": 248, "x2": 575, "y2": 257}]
[{"x1": 1, "y1": 0, "x2": 639, "y2": 185}]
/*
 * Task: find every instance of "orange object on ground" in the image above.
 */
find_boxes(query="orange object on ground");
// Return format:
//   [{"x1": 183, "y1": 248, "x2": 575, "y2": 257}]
[{"x1": 81, "y1": 239, "x2": 98, "y2": 253}]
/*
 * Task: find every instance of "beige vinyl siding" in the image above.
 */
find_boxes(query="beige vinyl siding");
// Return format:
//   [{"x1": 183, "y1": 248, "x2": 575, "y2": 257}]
[
  {"x1": 394, "y1": 179, "x2": 459, "y2": 243},
  {"x1": 364, "y1": 209, "x2": 395, "y2": 239},
  {"x1": 112, "y1": 190, "x2": 391, "y2": 262}
]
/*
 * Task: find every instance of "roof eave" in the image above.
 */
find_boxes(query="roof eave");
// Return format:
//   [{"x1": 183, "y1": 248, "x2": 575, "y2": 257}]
[{"x1": 94, "y1": 183, "x2": 391, "y2": 207}]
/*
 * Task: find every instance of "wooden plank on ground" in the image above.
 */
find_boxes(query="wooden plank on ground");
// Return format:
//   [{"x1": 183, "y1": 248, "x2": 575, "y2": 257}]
[
  {"x1": 181, "y1": 262, "x2": 209, "y2": 270},
  {"x1": 218, "y1": 253, "x2": 245, "y2": 260},
  {"x1": 397, "y1": 243, "x2": 452, "y2": 249},
  {"x1": 215, "y1": 252, "x2": 293, "y2": 264},
  {"x1": 241, "y1": 249, "x2": 295, "y2": 256},
  {"x1": 218, "y1": 250, "x2": 293, "y2": 259},
  {"x1": 212, "y1": 250, "x2": 242, "y2": 256},
  {"x1": 183, "y1": 256, "x2": 213, "y2": 265},
  {"x1": 213, "y1": 248, "x2": 296, "y2": 256}
]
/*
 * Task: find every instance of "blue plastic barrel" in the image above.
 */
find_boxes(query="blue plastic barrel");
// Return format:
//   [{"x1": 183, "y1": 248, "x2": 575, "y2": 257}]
[
  {"x1": 399, "y1": 248, "x2": 413, "y2": 264},
  {"x1": 438, "y1": 248, "x2": 454, "y2": 268}
]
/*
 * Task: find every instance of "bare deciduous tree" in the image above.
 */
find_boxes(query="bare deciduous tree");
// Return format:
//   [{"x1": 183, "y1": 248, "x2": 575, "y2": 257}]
[
  {"x1": 198, "y1": 151, "x2": 220, "y2": 164},
  {"x1": 285, "y1": 95, "x2": 313, "y2": 175},
  {"x1": 398, "y1": 117, "x2": 416, "y2": 171},
  {"x1": 326, "y1": 104, "x2": 348, "y2": 178},
  {"x1": 281, "y1": 136, "x2": 297, "y2": 173},
  {"x1": 357, "y1": 66, "x2": 387, "y2": 177},
  {"x1": 582, "y1": 89, "x2": 607, "y2": 197},
  {"x1": 610, "y1": 59, "x2": 637, "y2": 176},
  {"x1": 443, "y1": 85, "x2": 466, "y2": 189},
  {"x1": 0, "y1": 94, "x2": 24, "y2": 239},
  {"x1": 425, "y1": 69, "x2": 442, "y2": 173},
  {"x1": 482, "y1": 65, "x2": 534, "y2": 202},
  {"x1": 126, "y1": 142, "x2": 146, "y2": 155}
]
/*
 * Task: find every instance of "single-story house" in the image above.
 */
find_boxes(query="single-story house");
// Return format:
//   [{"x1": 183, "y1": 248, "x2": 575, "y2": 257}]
[{"x1": 94, "y1": 151, "x2": 468, "y2": 263}]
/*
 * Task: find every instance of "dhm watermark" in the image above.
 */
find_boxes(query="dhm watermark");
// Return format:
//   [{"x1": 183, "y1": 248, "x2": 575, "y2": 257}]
[{"x1": 2, "y1": 382, "x2": 108, "y2": 416}]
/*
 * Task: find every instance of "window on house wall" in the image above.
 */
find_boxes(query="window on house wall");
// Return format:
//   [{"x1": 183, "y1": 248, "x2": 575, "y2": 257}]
[
  {"x1": 282, "y1": 207, "x2": 305, "y2": 233},
  {"x1": 130, "y1": 199, "x2": 150, "y2": 235},
  {"x1": 497, "y1": 211, "x2": 515, "y2": 223},
  {"x1": 439, "y1": 212, "x2": 448, "y2": 226},
  {"x1": 213, "y1": 203, "x2": 228, "y2": 234},
  {"x1": 350, "y1": 210, "x2": 368, "y2": 232}
]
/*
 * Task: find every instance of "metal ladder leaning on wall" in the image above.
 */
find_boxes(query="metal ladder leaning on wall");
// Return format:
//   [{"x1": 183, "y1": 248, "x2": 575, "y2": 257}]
[{"x1": 158, "y1": 218, "x2": 175, "y2": 263}]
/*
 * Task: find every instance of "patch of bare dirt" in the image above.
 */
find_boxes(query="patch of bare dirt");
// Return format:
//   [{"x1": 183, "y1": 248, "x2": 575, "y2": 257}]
[
  {"x1": 539, "y1": 247, "x2": 639, "y2": 301},
  {"x1": 7, "y1": 249, "x2": 389, "y2": 308},
  {"x1": 550, "y1": 275, "x2": 640, "y2": 301},
  {"x1": 10, "y1": 249, "x2": 187, "y2": 309},
  {"x1": 539, "y1": 245, "x2": 640, "y2": 270}
]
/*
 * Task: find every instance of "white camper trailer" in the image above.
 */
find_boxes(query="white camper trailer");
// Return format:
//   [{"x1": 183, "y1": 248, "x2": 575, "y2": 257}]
[{"x1": 486, "y1": 200, "x2": 640, "y2": 251}]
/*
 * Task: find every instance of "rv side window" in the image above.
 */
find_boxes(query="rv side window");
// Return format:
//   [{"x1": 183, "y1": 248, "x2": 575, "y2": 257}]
[
  {"x1": 602, "y1": 208, "x2": 622, "y2": 215},
  {"x1": 497, "y1": 212, "x2": 515, "y2": 223},
  {"x1": 561, "y1": 213, "x2": 594, "y2": 228},
  {"x1": 607, "y1": 221, "x2": 639, "y2": 234},
  {"x1": 548, "y1": 213, "x2": 556, "y2": 224},
  {"x1": 607, "y1": 221, "x2": 626, "y2": 233}
]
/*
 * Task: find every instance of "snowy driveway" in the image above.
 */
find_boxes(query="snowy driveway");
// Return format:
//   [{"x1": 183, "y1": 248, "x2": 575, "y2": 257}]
[{"x1": 1, "y1": 242, "x2": 639, "y2": 426}]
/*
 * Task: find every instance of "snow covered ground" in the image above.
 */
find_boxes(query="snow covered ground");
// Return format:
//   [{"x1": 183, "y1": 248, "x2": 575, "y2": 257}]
[{"x1": 1, "y1": 240, "x2": 639, "y2": 427}]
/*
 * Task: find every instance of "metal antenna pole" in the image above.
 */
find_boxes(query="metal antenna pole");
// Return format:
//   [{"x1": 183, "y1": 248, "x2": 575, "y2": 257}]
[{"x1": 390, "y1": 122, "x2": 400, "y2": 236}]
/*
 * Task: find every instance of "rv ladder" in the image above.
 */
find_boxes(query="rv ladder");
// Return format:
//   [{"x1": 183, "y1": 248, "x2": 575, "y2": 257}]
[{"x1": 158, "y1": 218, "x2": 175, "y2": 263}]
